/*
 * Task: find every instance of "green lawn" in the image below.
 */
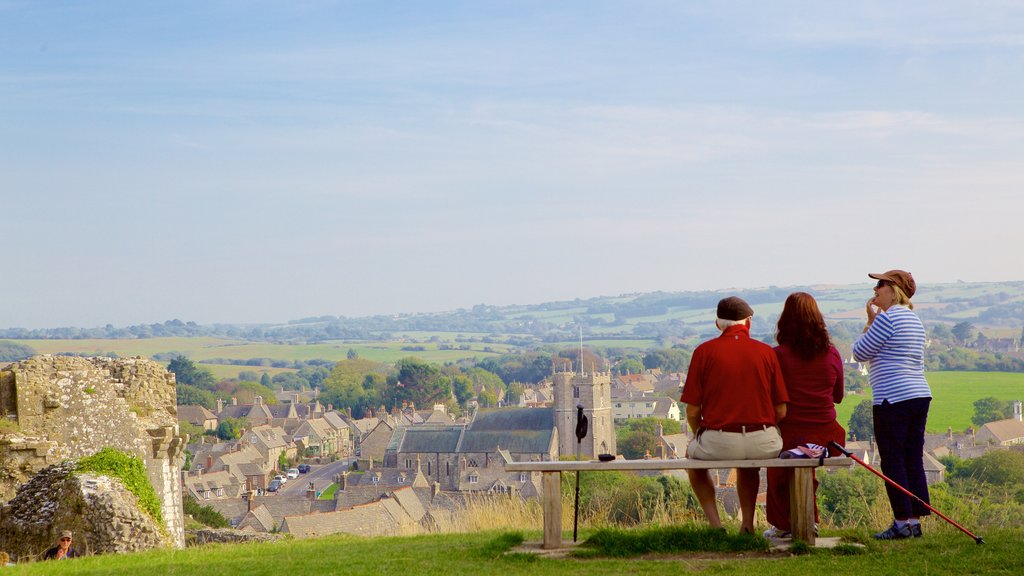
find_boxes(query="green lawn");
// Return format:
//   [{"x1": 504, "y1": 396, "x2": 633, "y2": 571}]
[
  {"x1": 6, "y1": 527, "x2": 1020, "y2": 575},
  {"x1": 836, "y1": 371, "x2": 1024, "y2": 434}
]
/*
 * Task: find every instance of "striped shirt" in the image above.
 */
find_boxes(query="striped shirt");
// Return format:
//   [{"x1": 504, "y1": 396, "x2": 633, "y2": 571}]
[{"x1": 852, "y1": 305, "x2": 932, "y2": 405}]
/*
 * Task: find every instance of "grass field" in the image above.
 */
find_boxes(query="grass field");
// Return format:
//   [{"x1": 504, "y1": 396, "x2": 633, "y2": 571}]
[
  {"x1": 835, "y1": 371, "x2": 1024, "y2": 434},
  {"x1": 6, "y1": 527, "x2": 1021, "y2": 576},
  {"x1": 17, "y1": 337, "x2": 514, "y2": 368}
]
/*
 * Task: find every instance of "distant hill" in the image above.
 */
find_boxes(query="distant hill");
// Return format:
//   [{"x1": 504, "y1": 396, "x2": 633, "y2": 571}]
[{"x1": 2, "y1": 280, "x2": 1023, "y2": 346}]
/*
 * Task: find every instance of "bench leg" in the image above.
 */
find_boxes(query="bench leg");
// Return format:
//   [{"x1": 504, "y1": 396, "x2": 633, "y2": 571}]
[
  {"x1": 542, "y1": 471, "x2": 563, "y2": 549},
  {"x1": 790, "y1": 468, "x2": 816, "y2": 545}
]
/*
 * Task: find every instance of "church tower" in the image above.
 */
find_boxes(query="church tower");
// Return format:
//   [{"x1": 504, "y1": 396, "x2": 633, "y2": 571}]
[{"x1": 553, "y1": 361, "x2": 616, "y2": 459}]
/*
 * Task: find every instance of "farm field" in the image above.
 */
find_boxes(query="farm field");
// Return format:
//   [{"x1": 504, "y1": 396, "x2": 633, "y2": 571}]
[
  {"x1": 835, "y1": 371, "x2": 1024, "y2": 434},
  {"x1": 17, "y1": 337, "x2": 514, "y2": 370}
]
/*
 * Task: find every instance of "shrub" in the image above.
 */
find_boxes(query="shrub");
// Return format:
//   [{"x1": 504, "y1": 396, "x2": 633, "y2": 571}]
[
  {"x1": 76, "y1": 447, "x2": 163, "y2": 525},
  {"x1": 183, "y1": 495, "x2": 230, "y2": 528}
]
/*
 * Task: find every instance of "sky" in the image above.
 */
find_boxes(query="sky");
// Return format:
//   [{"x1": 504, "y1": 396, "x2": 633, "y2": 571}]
[{"x1": 2, "y1": 1, "x2": 1023, "y2": 329}]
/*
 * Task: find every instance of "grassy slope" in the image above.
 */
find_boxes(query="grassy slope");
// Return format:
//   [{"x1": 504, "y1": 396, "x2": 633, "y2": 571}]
[
  {"x1": 835, "y1": 371, "x2": 1024, "y2": 434},
  {"x1": 7, "y1": 529, "x2": 1020, "y2": 576}
]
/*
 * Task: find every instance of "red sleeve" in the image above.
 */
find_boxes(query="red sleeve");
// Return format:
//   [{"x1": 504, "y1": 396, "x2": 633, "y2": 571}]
[
  {"x1": 829, "y1": 346, "x2": 845, "y2": 404},
  {"x1": 680, "y1": 348, "x2": 704, "y2": 405}
]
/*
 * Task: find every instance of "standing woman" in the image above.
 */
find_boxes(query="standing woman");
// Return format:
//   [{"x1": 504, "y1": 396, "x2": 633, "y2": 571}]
[
  {"x1": 853, "y1": 270, "x2": 932, "y2": 540},
  {"x1": 763, "y1": 292, "x2": 845, "y2": 538}
]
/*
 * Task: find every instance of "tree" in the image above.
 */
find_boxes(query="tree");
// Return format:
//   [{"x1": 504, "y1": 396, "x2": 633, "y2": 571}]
[
  {"x1": 233, "y1": 381, "x2": 278, "y2": 405},
  {"x1": 238, "y1": 370, "x2": 259, "y2": 382},
  {"x1": 388, "y1": 357, "x2": 452, "y2": 409},
  {"x1": 176, "y1": 384, "x2": 216, "y2": 409},
  {"x1": 618, "y1": 431, "x2": 659, "y2": 460},
  {"x1": 167, "y1": 356, "x2": 217, "y2": 390},
  {"x1": 847, "y1": 399, "x2": 874, "y2": 441},
  {"x1": 929, "y1": 323, "x2": 953, "y2": 343},
  {"x1": 347, "y1": 348, "x2": 359, "y2": 360},
  {"x1": 949, "y1": 450, "x2": 1024, "y2": 486},
  {"x1": 451, "y1": 374, "x2": 473, "y2": 407},
  {"x1": 260, "y1": 373, "x2": 272, "y2": 387},
  {"x1": 971, "y1": 397, "x2": 1013, "y2": 426},
  {"x1": 614, "y1": 358, "x2": 645, "y2": 375},
  {"x1": 642, "y1": 348, "x2": 691, "y2": 372},
  {"x1": 952, "y1": 321, "x2": 974, "y2": 346},
  {"x1": 321, "y1": 358, "x2": 388, "y2": 416},
  {"x1": 0, "y1": 340, "x2": 35, "y2": 362},
  {"x1": 818, "y1": 468, "x2": 886, "y2": 526},
  {"x1": 215, "y1": 418, "x2": 248, "y2": 441}
]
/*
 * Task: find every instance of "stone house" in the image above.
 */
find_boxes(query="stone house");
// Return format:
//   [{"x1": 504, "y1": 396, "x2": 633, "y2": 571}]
[
  {"x1": 292, "y1": 417, "x2": 342, "y2": 458},
  {"x1": 975, "y1": 418, "x2": 1024, "y2": 446},
  {"x1": 241, "y1": 425, "x2": 293, "y2": 470},
  {"x1": 358, "y1": 419, "x2": 396, "y2": 463},
  {"x1": 184, "y1": 470, "x2": 244, "y2": 501},
  {"x1": 177, "y1": 405, "x2": 218, "y2": 431},
  {"x1": 611, "y1": 394, "x2": 681, "y2": 422},
  {"x1": 236, "y1": 503, "x2": 276, "y2": 532},
  {"x1": 215, "y1": 395, "x2": 276, "y2": 426}
]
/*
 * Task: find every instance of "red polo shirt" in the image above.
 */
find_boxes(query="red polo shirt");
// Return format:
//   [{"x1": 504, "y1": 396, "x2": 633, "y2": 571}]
[{"x1": 680, "y1": 324, "x2": 788, "y2": 430}]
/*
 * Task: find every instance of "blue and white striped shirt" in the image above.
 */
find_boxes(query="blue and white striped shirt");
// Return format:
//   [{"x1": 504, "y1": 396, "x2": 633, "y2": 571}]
[{"x1": 852, "y1": 305, "x2": 932, "y2": 405}]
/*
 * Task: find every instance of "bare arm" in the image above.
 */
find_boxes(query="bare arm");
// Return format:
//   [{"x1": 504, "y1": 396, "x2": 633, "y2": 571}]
[
  {"x1": 774, "y1": 403, "x2": 787, "y2": 423},
  {"x1": 686, "y1": 404, "x2": 702, "y2": 435}
]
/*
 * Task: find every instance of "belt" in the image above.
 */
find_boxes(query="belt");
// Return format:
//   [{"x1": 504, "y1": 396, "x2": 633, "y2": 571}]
[{"x1": 707, "y1": 424, "x2": 772, "y2": 434}]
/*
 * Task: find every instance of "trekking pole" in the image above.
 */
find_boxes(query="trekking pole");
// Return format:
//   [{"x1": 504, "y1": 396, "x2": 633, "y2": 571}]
[
  {"x1": 828, "y1": 442, "x2": 983, "y2": 544},
  {"x1": 573, "y1": 404, "x2": 588, "y2": 542}
]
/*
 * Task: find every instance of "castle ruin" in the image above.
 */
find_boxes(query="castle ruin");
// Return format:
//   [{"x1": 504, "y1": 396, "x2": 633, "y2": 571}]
[{"x1": 0, "y1": 355, "x2": 187, "y2": 548}]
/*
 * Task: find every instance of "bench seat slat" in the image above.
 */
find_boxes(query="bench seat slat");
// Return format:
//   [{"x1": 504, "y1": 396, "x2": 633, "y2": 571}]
[{"x1": 505, "y1": 457, "x2": 852, "y2": 472}]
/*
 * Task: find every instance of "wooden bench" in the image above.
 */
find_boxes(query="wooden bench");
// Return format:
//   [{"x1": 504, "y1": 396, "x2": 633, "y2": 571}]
[{"x1": 505, "y1": 457, "x2": 853, "y2": 548}]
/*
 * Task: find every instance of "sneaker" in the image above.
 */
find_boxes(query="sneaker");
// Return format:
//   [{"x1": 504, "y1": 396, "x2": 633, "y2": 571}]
[
  {"x1": 873, "y1": 522, "x2": 914, "y2": 540},
  {"x1": 762, "y1": 526, "x2": 791, "y2": 539},
  {"x1": 909, "y1": 523, "x2": 923, "y2": 538}
]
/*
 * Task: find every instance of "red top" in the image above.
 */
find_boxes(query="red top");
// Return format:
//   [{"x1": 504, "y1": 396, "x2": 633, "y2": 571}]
[
  {"x1": 773, "y1": 344, "x2": 844, "y2": 425},
  {"x1": 680, "y1": 324, "x2": 789, "y2": 430}
]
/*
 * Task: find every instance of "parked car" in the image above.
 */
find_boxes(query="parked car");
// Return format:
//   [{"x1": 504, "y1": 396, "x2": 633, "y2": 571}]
[
  {"x1": 287, "y1": 468, "x2": 299, "y2": 479},
  {"x1": 298, "y1": 464, "x2": 311, "y2": 473},
  {"x1": 274, "y1": 474, "x2": 287, "y2": 485},
  {"x1": 267, "y1": 479, "x2": 282, "y2": 492}
]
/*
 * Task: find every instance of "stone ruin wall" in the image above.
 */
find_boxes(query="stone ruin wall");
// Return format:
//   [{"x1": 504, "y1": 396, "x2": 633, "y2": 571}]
[{"x1": 0, "y1": 355, "x2": 187, "y2": 548}]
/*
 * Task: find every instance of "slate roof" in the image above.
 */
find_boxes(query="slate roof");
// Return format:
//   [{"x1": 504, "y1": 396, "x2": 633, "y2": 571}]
[
  {"x1": 237, "y1": 504, "x2": 276, "y2": 532},
  {"x1": 178, "y1": 405, "x2": 217, "y2": 426},
  {"x1": 980, "y1": 418, "x2": 1024, "y2": 443},
  {"x1": 282, "y1": 487, "x2": 426, "y2": 539},
  {"x1": 322, "y1": 411, "x2": 347, "y2": 431},
  {"x1": 397, "y1": 428, "x2": 463, "y2": 453},
  {"x1": 459, "y1": 408, "x2": 555, "y2": 454}
]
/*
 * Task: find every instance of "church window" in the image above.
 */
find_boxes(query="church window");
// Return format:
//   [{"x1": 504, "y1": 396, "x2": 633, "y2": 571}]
[
  {"x1": 573, "y1": 386, "x2": 579, "y2": 398},
  {"x1": 519, "y1": 473, "x2": 528, "y2": 482},
  {"x1": 468, "y1": 459, "x2": 478, "y2": 467},
  {"x1": 469, "y1": 474, "x2": 479, "y2": 484}
]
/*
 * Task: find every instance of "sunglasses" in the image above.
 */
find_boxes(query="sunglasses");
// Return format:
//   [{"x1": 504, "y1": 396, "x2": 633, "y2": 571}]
[
  {"x1": 875, "y1": 280, "x2": 892, "y2": 289},
  {"x1": 60, "y1": 538, "x2": 71, "y2": 542}
]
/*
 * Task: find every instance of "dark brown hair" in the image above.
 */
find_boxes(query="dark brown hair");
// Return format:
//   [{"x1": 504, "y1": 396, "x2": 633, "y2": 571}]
[{"x1": 776, "y1": 292, "x2": 831, "y2": 360}]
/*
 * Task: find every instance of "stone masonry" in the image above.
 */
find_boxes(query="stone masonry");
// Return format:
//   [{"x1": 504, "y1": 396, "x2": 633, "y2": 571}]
[
  {"x1": 0, "y1": 461, "x2": 165, "y2": 560},
  {"x1": 0, "y1": 355, "x2": 187, "y2": 548}
]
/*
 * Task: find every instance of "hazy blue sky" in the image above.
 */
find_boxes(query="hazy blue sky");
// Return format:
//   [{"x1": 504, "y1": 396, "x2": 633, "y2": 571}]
[{"x1": 3, "y1": 1, "x2": 1022, "y2": 329}]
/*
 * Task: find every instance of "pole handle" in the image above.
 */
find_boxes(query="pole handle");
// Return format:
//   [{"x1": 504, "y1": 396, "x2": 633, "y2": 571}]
[{"x1": 828, "y1": 441, "x2": 852, "y2": 457}]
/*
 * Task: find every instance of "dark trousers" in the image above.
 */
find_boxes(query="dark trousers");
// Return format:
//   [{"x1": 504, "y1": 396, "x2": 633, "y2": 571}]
[{"x1": 873, "y1": 397, "x2": 931, "y2": 519}]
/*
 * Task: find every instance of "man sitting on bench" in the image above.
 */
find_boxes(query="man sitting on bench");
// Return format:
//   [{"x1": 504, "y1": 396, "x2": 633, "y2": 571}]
[{"x1": 680, "y1": 296, "x2": 789, "y2": 534}]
